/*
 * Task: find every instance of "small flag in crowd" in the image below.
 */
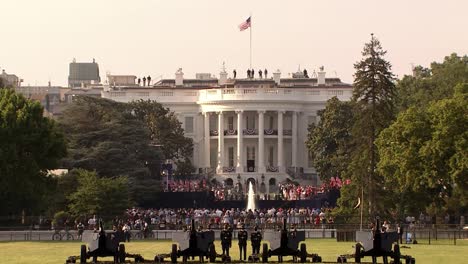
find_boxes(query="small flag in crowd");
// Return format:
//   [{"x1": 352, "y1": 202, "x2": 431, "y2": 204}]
[{"x1": 239, "y1": 16, "x2": 251, "y2": 31}]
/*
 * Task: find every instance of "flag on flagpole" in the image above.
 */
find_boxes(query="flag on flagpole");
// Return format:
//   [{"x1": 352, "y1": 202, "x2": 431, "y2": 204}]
[{"x1": 239, "y1": 16, "x2": 251, "y2": 31}]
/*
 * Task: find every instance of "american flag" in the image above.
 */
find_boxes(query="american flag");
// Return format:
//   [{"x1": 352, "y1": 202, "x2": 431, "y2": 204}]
[{"x1": 238, "y1": 17, "x2": 251, "y2": 31}]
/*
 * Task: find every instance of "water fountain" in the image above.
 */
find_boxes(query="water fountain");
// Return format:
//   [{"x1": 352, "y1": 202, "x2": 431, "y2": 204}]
[{"x1": 246, "y1": 181, "x2": 256, "y2": 211}]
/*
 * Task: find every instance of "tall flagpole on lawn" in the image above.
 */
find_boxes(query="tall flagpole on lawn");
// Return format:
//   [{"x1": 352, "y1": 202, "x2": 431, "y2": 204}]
[{"x1": 250, "y1": 13, "x2": 252, "y2": 69}]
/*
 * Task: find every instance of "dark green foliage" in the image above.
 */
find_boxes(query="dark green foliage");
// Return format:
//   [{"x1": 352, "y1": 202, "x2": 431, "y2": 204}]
[
  {"x1": 67, "y1": 169, "x2": 131, "y2": 219},
  {"x1": 0, "y1": 89, "x2": 67, "y2": 215},
  {"x1": 58, "y1": 96, "x2": 159, "y2": 179},
  {"x1": 349, "y1": 34, "x2": 397, "y2": 216},
  {"x1": 129, "y1": 99, "x2": 195, "y2": 176},
  {"x1": 377, "y1": 84, "x2": 468, "y2": 216},
  {"x1": 58, "y1": 96, "x2": 162, "y2": 206},
  {"x1": 397, "y1": 53, "x2": 468, "y2": 111},
  {"x1": 306, "y1": 97, "x2": 354, "y2": 181}
]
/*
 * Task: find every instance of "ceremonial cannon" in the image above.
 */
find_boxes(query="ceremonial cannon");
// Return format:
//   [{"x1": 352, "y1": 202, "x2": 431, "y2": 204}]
[
  {"x1": 65, "y1": 220, "x2": 144, "y2": 263},
  {"x1": 337, "y1": 217, "x2": 415, "y2": 264},
  {"x1": 155, "y1": 219, "x2": 215, "y2": 263},
  {"x1": 261, "y1": 219, "x2": 322, "y2": 263}
]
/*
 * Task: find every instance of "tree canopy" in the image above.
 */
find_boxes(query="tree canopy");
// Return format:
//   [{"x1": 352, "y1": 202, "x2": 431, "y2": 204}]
[
  {"x1": 68, "y1": 169, "x2": 131, "y2": 219},
  {"x1": 377, "y1": 84, "x2": 468, "y2": 216},
  {"x1": 349, "y1": 34, "x2": 397, "y2": 216},
  {"x1": 306, "y1": 97, "x2": 354, "y2": 181},
  {"x1": 58, "y1": 96, "x2": 159, "y2": 179},
  {"x1": 0, "y1": 89, "x2": 67, "y2": 215}
]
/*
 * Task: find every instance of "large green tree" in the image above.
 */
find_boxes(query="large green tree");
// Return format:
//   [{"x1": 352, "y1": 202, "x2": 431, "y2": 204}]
[
  {"x1": 306, "y1": 97, "x2": 354, "y2": 181},
  {"x1": 68, "y1": 169, "x2": 131, "y2": 219},
  {"x1": 397, "y1": 53, "x2": 468, "y2": 111},
  {"x1": 58, "y1": 96, "x2": 162, "y2": 205},
  {"x1": 129, "y1": 99, "x2": 194, "y2": 177},
  {"x1": 349, "y1": 34, "x2": 397, "y2": 216},
  {"x1": 377, "y1": 84, "x2": 468, "y2": 217},
  {"x1": 0, "y1": 89, "x2": 67, "y2": 215}
]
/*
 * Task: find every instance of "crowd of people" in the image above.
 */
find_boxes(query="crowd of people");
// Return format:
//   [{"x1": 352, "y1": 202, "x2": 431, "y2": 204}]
[
  {"x1": 112, "y1": 207, "x2": 335, "y2": 233},
  {"x1": 162, "y1": 177, "x2": 349, "y2": 201}
]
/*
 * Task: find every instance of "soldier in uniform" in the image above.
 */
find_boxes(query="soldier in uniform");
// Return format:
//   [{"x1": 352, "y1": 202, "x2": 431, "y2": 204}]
[
  {"x1": 221, "y1": 223, "x2": 232, "y2": 257},
  {"x1": 250, "y1": 225, "x2": 262, "y2": 255},
  {"x1": 238, "y1": 224, "x2": 248, "y2": 260}
]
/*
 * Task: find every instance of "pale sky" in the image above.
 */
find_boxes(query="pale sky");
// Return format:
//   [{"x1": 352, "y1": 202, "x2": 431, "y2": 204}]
[{"x1": 1, "y1": 0, "x2": 467, "y2": 86}]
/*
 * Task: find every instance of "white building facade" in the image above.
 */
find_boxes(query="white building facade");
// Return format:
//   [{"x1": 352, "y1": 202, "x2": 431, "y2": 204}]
[{"x1": 101, "y1": 68, "x2": 352, "y2": 189}]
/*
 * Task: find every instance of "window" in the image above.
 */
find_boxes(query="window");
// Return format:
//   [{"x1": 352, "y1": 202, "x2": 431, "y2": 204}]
[
  {"x1": 269, "y1": 116, "x2": 274, "y2": 129},
  {"x1": 184, "y1": 116, "x2": 194, "y2": 133},
  {"x1": 268, "y1": 146, "x2": 274, "y2": 166},
  {"x1": 209, "y1": 115, "x2": 217, "y2": 130},
  {"x1": 228, "y1": 116, "x2": 234, "y2": 130},
  {"x1": 228, "y1": 147, "x2": 234, "y2": 167},
  {"x1": 247, "y1": 146, "x2": 255, "y2": 160},
  {"x1": 246, "y1": 115, "x2": 255, "y2": 129}
]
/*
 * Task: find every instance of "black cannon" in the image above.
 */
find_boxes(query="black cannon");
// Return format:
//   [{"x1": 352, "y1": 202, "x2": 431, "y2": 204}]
[
  {"x1": 65, "y1": 220, "x2": 125, "y2": 263},
  {"x1": 337, "y1": 217, "x2": 415, "y2": 264},
  {"x1": 261, "y1": 219, "x2": 322, "y2": 263},
  {"x1": 155, "y1": 219, "x2": 216, "y2": 263},
  {"x1": 65, "y1": 220, "x2": 144, "y2": 264}
]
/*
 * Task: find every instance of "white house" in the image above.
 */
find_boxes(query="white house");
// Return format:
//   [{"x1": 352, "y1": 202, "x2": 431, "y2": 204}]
[{"x1": 101, "y1": 67, "x2": 352, "y2": 190}]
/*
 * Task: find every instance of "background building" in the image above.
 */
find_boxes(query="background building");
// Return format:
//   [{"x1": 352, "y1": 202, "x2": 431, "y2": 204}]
[
  {"x1": 1, "y1": 69, "x2": 21, "y2": 87},
  {"x1": 68, "y1": 59, "x2": 101, "y2": 88},
  {"x1": 101, "y1": 66, "x2": 353, "y2": 189}
]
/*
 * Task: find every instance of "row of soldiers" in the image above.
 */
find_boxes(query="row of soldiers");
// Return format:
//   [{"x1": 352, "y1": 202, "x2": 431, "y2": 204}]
[{"x1": 220, "y1": 223, "x2": 262, "y2": 261}]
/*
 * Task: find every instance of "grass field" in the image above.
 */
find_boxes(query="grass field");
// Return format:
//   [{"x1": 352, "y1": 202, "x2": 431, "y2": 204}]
[{"x1": 0, "y1": 239, "x2": 467, "y2": 264}]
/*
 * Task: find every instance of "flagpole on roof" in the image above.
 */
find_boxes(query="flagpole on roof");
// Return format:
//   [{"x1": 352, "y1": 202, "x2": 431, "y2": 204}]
[{"x1": 250, "y1": 13, "x2": 252, "y2": 69}]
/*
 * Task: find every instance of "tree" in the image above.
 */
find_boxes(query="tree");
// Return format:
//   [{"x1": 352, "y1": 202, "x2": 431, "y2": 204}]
[
  {"x1": 397, "y1": 53, "x2": 468, "y2": 111},
  {"x1": 306, "y1": 97, "x2": 354, "y2": 181},
  {"x1": 68, "y1": 169, "x2": 132, "y2": 219},
  {"x1": 377, "y1": 84, "x2": 468, "y2": 218},
  {"x1": 0, "y1": 89, "x2": 67, "y2": 215},
  {"x1": 350, "y1": 34, "x2": 397, "y2": 216},
  {"x1": 58, "y1": 96, "x2": 163, "y2": 205},
  {"x1": 129, "y1": 99, "x2": 194, "y2": 176}
]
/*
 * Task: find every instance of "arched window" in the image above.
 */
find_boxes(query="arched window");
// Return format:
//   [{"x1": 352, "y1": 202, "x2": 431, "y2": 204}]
[
  {"x1": 269, "y1": 178, "x2": 276, "y2": 186},
  {"x1": 225, "y1": 178, "x2": 234, "y2": 187}
]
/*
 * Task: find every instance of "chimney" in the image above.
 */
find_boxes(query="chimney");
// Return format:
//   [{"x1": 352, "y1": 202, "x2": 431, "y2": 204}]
[
  {"x1": 219, "y1": 62, "x2": 228, "y2": 85},
  {"x1": 175, "y1": 68, "x2": 184, "y2": 86},
  {"x1": 317, "y1": 66, "x2": 326, "y2": 85},
  {"x1": 273, "y1": 69, "x2": 281, "y2": 85},
  {"x1": 219, "y1": 71, "x2": 228, "y2": 86}
]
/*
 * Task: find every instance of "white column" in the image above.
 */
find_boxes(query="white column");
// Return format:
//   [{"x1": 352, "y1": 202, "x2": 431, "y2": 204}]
[
  {"x1": 258, "y1": 110, "x2": 265, "y2": 173},
  {"x1": 292, "y1": 111, "x2": 298, "y2": 168},
  {"x1": 204, "y1": 112, "x2": 211, "y2": 168},
  {"x1": 216, "y1": 111, "x2": 224, "y2": 173},
  {"x1": 236, "y1": 110, "x2": 243, "y2": 173},
  {"x1": 277, "y1": 110, "x2": 284, "y2": 172}
]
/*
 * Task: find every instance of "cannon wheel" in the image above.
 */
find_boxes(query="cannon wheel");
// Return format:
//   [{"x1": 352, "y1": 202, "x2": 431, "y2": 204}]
[
  {"x1": 393, "y1": 244, "x2": 400, "y2": 264},
  {"x1": 80, "y1": 245, "x2": 87, "y2": 263},
  {"x1": 262, "y1": 243, "x2": 268, "y2": 263},
  {"x1": 300, "y1": 243, "x2": 307, "y2": 263},
  {"x1": 119, "y1": 244, "x2": 126, "y2": 263},
  {"x1": 170, "y1": 243, "x2": 178, "y2": 263},
  {"x1": 208, "y1": 243, "x2": 216, "y2": 262},
  {"x1": 354, "y1": 243, "x2": 362, "y2": 263}
]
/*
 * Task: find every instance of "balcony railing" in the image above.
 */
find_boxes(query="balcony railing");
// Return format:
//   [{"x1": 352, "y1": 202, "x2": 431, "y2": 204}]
[
  {"x1": 267, "y1": 165, "x2": 279, "y2": 172},
  {"x1": 243, "y1": 128, "x2": 258, "y2": 135},
  {"x1": 222, "y1": 167, "x2": 236, "y2": 173},
  {"x1": 209, "y1": 129, "x2": 292, "y2": 136},
  {"x1": 224, "y1": 129, "x2": 237, "y2": 136}
]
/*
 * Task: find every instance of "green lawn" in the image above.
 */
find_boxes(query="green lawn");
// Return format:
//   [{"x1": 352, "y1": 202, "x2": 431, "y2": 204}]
[{"x1": 0, "y1": 239, "x2": 467, "y2": 263}]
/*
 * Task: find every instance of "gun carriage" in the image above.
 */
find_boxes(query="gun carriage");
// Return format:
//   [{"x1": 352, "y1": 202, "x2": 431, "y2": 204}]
[
  {"x1": 337, "y1": 217, "x2": 415, "y2": 264},
  {"x1": 261, "y1": 219, "x2": 322, "y2": 263}
]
